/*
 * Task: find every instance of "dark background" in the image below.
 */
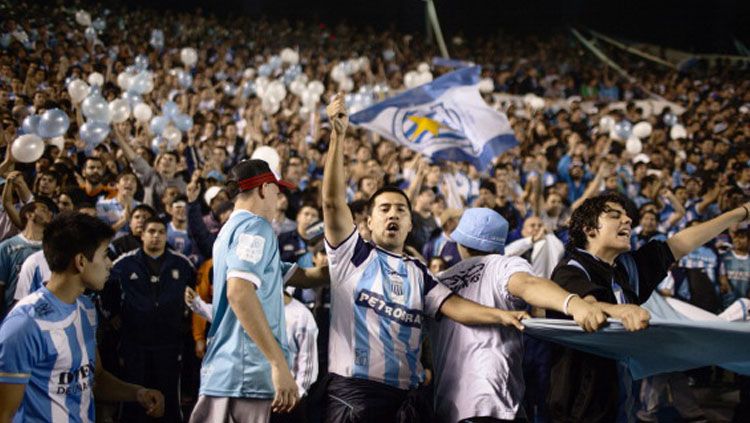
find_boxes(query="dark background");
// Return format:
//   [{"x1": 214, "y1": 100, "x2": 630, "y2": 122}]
[{"x1": 83, "y1": 0, "x2": 750, "y2": 53}]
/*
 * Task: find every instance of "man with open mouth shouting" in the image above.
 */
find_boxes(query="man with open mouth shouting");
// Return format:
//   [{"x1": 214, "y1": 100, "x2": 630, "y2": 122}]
[
  {"x1": 548, "y1": 192, "x2": 750, "y2": 422},
  {"x1": 318, "y1": 94, "x2": 606, "y2": 423}
]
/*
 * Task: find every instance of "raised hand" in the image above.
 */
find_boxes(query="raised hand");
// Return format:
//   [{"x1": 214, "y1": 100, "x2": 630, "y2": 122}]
[{"x1": 325, "y1": 93, "x2": 349, "y2": 140}]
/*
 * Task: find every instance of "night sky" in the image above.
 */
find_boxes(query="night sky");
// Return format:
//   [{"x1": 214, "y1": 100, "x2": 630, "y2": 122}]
[{"x1": 100, "y1": 0, "x2": 750, "y2": 53}]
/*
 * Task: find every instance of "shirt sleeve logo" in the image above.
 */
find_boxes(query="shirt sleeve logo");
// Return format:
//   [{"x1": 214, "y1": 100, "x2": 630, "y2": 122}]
[{"x1": 237, "y1": 234, "x2": 265, "y2": 264}]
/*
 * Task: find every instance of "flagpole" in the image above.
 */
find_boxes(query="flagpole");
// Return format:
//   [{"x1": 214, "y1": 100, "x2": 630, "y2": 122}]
[{"x1": 425, "y1": 0, "x2": 450, "y2": 59}]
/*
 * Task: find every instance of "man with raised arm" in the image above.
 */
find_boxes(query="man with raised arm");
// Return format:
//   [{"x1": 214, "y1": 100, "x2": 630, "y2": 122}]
[{"x1": 320, "y1": 94, "x2": 571, "y2": 422}]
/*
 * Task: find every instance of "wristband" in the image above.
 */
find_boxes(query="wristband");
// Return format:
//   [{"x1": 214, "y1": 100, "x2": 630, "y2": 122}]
[
  {"x1": 563, "y1": 293, "x2": 579, "y2": 316},
  {"x1": 743, "y1": 205, "x2": 749, "y2": 221}
]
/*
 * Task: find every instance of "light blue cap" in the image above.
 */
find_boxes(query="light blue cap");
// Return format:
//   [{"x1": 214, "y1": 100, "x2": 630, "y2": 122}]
[{"x1": 451, "y1": 207, "x2": 508, "y2": 254}]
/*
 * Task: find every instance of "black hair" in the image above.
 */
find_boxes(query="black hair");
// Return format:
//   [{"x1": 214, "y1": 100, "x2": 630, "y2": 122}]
[
  {"x1": 568, "y1": 193, "x2": 631, "y2": 250},
  {"x1": 116, "y1": 171, "x2": 138, "y2": 183},
  {"x1": 19, "y1": 202, "x2": 38, "y2": 228},
  {"x1": 84, "y1": 156, "x2": 103, "y2": 166},
  {"x1": 44, "y1": 212, "x2": 115, "y2": 272},
  {"x1": 367, "y1": 186, "x2": 412, "y2": 216},
  {"x1": 479, "y1": 179, "x2": 497, "y2": 195},
  {"x1": 143, "y1": 216, "x2": 167, "y2": 230},
  {"x1": 131, "y1": 204, "x2": 157, "y2": 218},
  {"x1": 348, "y1": 199, "x2": 369, "y2": 218}
]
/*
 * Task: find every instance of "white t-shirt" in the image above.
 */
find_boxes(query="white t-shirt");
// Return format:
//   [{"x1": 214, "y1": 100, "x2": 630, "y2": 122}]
[{"x1": 431, "y1": 255, "x2": 532, "y2": 422}]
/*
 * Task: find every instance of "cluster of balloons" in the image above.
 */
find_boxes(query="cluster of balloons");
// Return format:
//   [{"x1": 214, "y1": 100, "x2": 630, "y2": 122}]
[
  {"x1": 75, "y1": 10, "x2": 104, "y2": 44},
  {"x1": 403, "y1": 63, "x2": 434, "y2": 90},
  {"x1": 599, "y1": 117, "x2": 654, "y2": 155},
  {"x1": 243, "y1": 48, "x2": 325, "y2": 116},
  {"x1": 14, "y1": 109, "x2": 71, "y2": 162},
  {"x1": 330, "y1": 57, "x2": 370, "y2": 93},
  {"x1": 344, "y1": 86, "x2": 378, "y2": 115},
  {"x1": 169, "y1": 68, "x2": 194, "y2": 90},
  {"x1": 149, "y1": 101, "x2": 193, "y2": 152}
]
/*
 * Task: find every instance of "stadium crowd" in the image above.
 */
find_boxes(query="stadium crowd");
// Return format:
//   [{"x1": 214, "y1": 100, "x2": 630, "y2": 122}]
[{"x1": 0, "y1": 0, "x2": 749, "y2": 422}]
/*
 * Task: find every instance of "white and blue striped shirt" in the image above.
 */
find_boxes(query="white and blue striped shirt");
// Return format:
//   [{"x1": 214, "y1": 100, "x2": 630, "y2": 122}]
[
  {"x1": 0, "y1": 287, "x2": 98, "y2": 423},
  {"x1": 325, "y1": 229, "x2": 453, "y2": 390},
  {"x1": 14, "y1": 250, "x2": 51, "y2": 301}
]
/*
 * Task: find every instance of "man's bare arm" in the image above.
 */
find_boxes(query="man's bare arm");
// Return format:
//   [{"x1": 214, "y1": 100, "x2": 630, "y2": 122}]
[{"x1": 322, "y1": 94, "x2": 355, "y2": 246}]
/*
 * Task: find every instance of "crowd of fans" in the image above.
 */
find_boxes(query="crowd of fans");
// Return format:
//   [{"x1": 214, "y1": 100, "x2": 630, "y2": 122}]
[{"x1": 0, "y1": 0, "x2": 749, "y2": 421}]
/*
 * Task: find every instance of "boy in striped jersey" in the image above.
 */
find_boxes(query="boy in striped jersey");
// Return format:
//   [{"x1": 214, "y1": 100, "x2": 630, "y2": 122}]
[
  {"x1": 0, "y1": 212, "x2": 164, "y2": 423},
  {"x1": 319, "y1": 95, "x2": 596, "y2": 421}
]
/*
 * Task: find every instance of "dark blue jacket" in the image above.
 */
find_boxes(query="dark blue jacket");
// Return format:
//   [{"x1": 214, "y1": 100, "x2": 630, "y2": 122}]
[{"x1": 104, "y1": 248, "x2": 196, "y2": 347}]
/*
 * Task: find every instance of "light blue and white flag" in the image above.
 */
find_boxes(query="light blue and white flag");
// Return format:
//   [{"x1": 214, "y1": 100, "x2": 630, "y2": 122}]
[
  {"x1": 525, "y1": 294, "x2": 750, "y2": 379},
  {"x1": 349, "y1": 66, "x2": 517, "y2": 170}
]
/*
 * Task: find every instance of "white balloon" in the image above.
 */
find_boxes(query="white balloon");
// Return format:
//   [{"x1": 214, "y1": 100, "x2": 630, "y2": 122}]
[
  {"x1": 251, "y1": 146, "x2": 281, "y2": 176},
  {"x1": 478, "y1": 78, "x2": 494, "y2": 93},
  {"x1": 632, "y1": 121, "x2": 653, "y2": 139},
  {"x1": 87, "y1": 72, "x2": 104, "y2": 87},
  {"x1": 357, "y1": 57, "x2": 369, "y2": 71},
  {"x1": 529, "y1": 96, "x2": 545, "y2": 111},
  {"x1": 180, "y1": 47, "x2": 198, "y2": 67},
  {"x1": 133, "y1": 103, "x2": 153, "y2": 122},
  {"x1": 417, "y1": 71, "x2": 433, "y2": 85},
  {"x1": 255, "y1": 76, "x2": 270, "y2": 99},
  {"x1": 261, "y1": 97, "x2": 280, "y2": 115},
  {"x1": 267, "y1": 81, "x2": 287, "y2": 103},
  {"x1": 330, "y1": 65, "x2": 346, "y2": 83},
  {"x1": 625, "y1": 137, "x2": 643, "y2": 155},
  {"x1": 108, "y1": 99, "x2": 131, "y2": 123},
  {"x1": 11, "y1": 134, "x2": 45, "y2": 163},
  {"x1": 339, "y1": 77, "x2": 354, "y2": 93},
  {"x1": 117, "y1": 72, "x2": 132, "y2": 90},
  {"x1": 75, "y1": 10, "x2": 92, "y2": 27},
  {"x1": 162, "y1": 126, "x2": 182, "y2": 146},
  {"x1": 599, "y1": 116, "x2": 616, "y2": 133},
  {"x1": 307, "y1": 81, "x2": 325, "y2": 97},
  {"x1": 280, "y1": 48, "x2": 299, "y2": 65},
  {"x1": 300, "y1": 89, "x2": 319, "y2": 108},
  {"x1": 290, "y1": 79, "x2": 306, "y2": 97},
  {"x1": 47, "y1": 136, "x2": 66, "y2": 151},
  {"x1": 67, "y1": 79, "x2": 89, "y2": 104},
  {"x1": 670, "y1": 124, "x2": 687, "y2": 140},
  {"x1": 404, "y1": 71, "x2": 419, "y2": 89},
  {"x1": 417, "y1": 62, "x2": 430, "y2": 73},
  {"x1": 347, "y1": 59, "x2": 361, "y2": 74}
]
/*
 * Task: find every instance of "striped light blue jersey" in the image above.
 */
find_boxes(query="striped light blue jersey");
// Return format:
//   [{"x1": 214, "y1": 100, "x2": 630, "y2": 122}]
[
  {"x1": 0, "y1": 287, "x2": 98, "y2": 423},
  {"x1": 199, "y1": 210, "x2": 290, "y2": 398},
  {"x1": 719, "y1": 251, "x2": 750, "y2": 309},
  {"x1": 95, "y1": 198, "x2": 139, "y2": 239},
  {"x1": 284, "y1": 297, "x2": 318, "y2": 397},
  {"x1": 0, "y1": 234, "x2": 43, "y2": 313},
  {"x1": 325, "y1": 229, "x2": 453, "y2": 390},
  {"x1": 14, "y1": 250, "x2": 51, "y2": 301}
]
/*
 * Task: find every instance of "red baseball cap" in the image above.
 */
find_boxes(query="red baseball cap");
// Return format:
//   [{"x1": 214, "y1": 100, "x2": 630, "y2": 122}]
[{"x1": 228, "y1": 159, "x2": 295, "y2": 195}]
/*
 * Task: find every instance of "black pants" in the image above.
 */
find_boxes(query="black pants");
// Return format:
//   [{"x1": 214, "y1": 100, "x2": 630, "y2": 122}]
[
  {"x1": 735, "y1": 375, "x2": 750, "y2": 423},
  {"x1": 120, "y1": 343, "x2": 182, "y2": 422},
  {"x1": 271, "y1": 396, "x2": 309, "y2": 423},
  {"x1": 325, "y1": 374, "x2": 433, "y2": 423}
]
